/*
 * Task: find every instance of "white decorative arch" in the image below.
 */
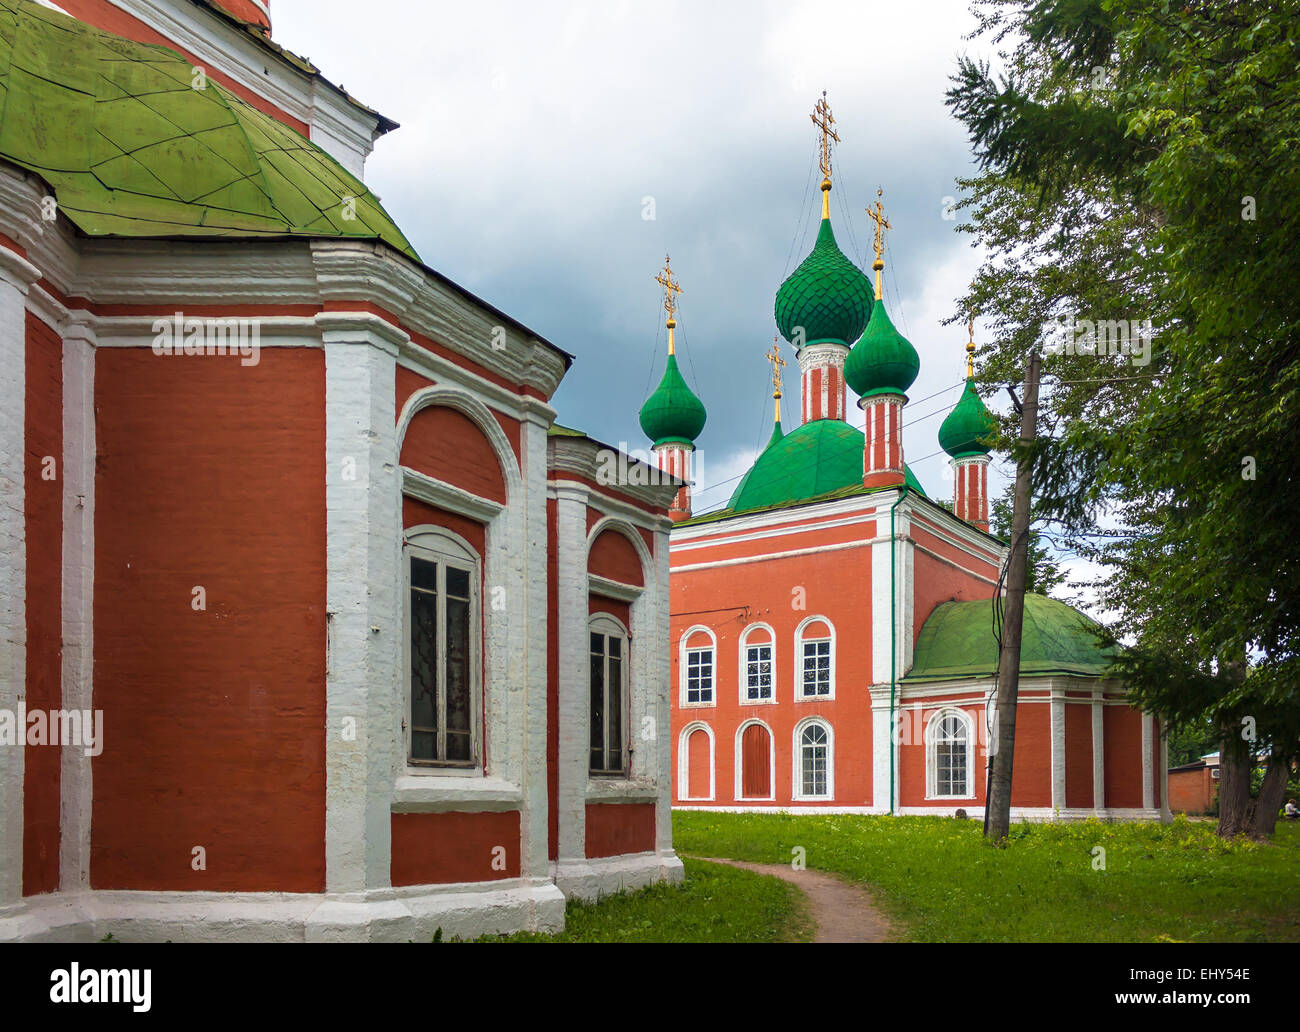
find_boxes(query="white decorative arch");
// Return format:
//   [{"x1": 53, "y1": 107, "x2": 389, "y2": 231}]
[
  {"x1": 585, "y1": 515, "x2": 654, "y2": 584},
  {"x1": 396, "y1": 385, "x2": 522, "y2": 505},
  {"x1": 677, "y1": 721, "x2": 716, "y2": 801},
  {"x1": 738, "y1": 621, "x2": 777, "y2": 705},
  {"x1": 734, "y1": 718, "x2": 775, "y2": 801},
  {"x1": 792, "y1": 716, "x2": 834, "y2": 801},
  {"x1": 678, "y1": 624, "x2": 717, "y2": 708},
  {"x1": 925, "y1": 707, "x2": 976, "y2": 800},
  {"x1": 793, "y1": 614, "x2": 836, "y2": 701}
]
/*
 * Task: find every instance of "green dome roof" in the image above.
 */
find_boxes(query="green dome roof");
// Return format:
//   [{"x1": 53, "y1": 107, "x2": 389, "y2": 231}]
[
  {"x1": 0, "y1": 0, "x2": 416, "y2": 257},
  {"x1": 774, "y1": 218, "x2": 874, "y2": 348},
  {"x1": 939, "y1": 377, "x2": 997, "y2": 458},
  {"x1": 639, "y1": 353, "x2": 706, "y2": 447},
  {"x1": 905, "y1": 594, "x2": 1118, "y2": 681},
  {"x1": 727, "y1": 418, "x2": 925, "y2": 513},
  {"x1": 844, "y1": 298, "x2": 920, "y2": 398}
]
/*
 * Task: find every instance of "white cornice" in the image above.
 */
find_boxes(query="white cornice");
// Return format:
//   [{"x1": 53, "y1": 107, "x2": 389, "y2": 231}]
[{"x1": 588, "y1": 574, "x2": 643, "y2": 603}]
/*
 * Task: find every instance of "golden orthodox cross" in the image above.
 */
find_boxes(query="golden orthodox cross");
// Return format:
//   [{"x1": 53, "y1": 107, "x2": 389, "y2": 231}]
[
  {"x1": 654, "y1": 255, "x2": 683, "y2": 323},
  {"x1": 810, "y1": 91, "x2": 838, "y2": 179}
]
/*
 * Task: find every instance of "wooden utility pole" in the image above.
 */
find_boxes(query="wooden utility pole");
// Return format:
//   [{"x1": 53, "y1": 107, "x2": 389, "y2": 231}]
[{"x1": 985, "y1": 351, "x2": 1040, "y2": 841}]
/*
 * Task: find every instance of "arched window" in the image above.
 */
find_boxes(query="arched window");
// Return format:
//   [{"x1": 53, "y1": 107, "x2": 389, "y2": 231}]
[
  {"x1": 793, "y1": 719, "x2": 833, "y2": 800},
  {"x1": 677, "y1": 722, "x2": 715, "y2": 800},
  {"x1": 736, "y1": 720, "x2": 774, "y2": 801},
  {"x1": 794, "y1": 616, "x2": 835, "y2": 700},
  {"x1": 738, "y1": 623, "x2": 776, "y2": 704},
  {"x1": 589, "y1": 613, "x2": 630, "y2": 777},
  {"x1": 927, "y1": 709, "x2": 974, "y2": 799},
  {"x1": 404, "y1": 527, "x2": 481, "y2": 768},
  {"x1": 679, "y1": 625, "x2": 717, "y2": 708}
]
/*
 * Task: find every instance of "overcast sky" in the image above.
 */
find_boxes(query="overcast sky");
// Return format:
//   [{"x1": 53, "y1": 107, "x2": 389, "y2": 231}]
[{"x1": 276, "y1": 0, "x2": 1021, "y2": 518}]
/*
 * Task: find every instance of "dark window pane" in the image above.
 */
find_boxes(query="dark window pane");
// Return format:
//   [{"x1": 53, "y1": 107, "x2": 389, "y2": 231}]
[
  {"x1": 411, "y1": 556, "x2": 439, "y2": 592},
  {"x1": 446, "y1": 565, "x2": 470, "y2": 599},
  {"x1": 608, "y1": 652, "x2": 622, "y2": 767},
  {"x1": 445, "y1": 596, "x2": 471, "y2": 735},
  {"x1": 590, "y1": 645, "x2": 605, "y2": 765},
  {"x1": 445, "y1": 729, "x2": 472, "y2": 763},
  {"x1": 411, "y1": 729, "x2": 437, "y2": 761},
  {"x1": 609, "y1": 637, "x2": 621, "y2": 659},
  {"x1": 410, "y1": 588, "x2": 438, "y2": 754},
  {"x1": 591, "y1": 632, "x2": 603, "y2": 655}
]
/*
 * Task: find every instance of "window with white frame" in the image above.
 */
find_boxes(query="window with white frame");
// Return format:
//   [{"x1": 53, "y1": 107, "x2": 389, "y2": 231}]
[
  {"x1": 405, "y1": 528, "x2": 481, "y2": 768},
  {"x1": 927, "y1": 710, "x2": 972, "y2": 798},
  {"x1": 796, "y1": 720, "x2": 831, "y2": 799},
  {"x1": 680, "y1": 627, "x2": 716, "y2": 707},
  {"x1": 739, "y1": 624, "x2": 775, "y2": 703},
  {"x1": 794, "y1": 616, "x2": 835, "y2": 700},
  {"x1": 589, "y1": 614, "x2": 629, "y2": 777}
]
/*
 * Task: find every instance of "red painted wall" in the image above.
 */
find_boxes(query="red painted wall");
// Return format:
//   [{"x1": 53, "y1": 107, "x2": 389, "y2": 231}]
[
  {"x1": 390, "y1": 811, "x2": 521, "y2": 886},
  {"x1": 401, "y1": 404, "x2": 507, "y2": 504},
  {"x1": 23, "y1": 312, "x2": 62, "y2": 896},
  {"x1": 1064, "y1": 702, "x2": 1093, "y2": 809},
  {"x1": 1168, "y1": 767, "x2": 1216, "y2": 814},
  {"x1": 91, "y1": 349, "x2": 326, "y2": 892},
  {"x1": 588, "y1": 527, "x2": 644, "y2": 587},
  {"x1": 1010, "y1": 701, "x2": 1052, "y2": 806},
  {"x1": 1104, "y1": 705, "x2": 1144, "y2": 808},
  {"x1": 585, "y1": 803, "x2": 655, "y2": 858}
]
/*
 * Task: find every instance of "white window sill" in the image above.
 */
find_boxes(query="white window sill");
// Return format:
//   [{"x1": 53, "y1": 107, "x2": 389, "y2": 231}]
[
  {"x1": 586, "y1": 778, "x2": 659, "y2": 803},
  {"x1": 740, "y1": 697, "x2": 778, "y2": 706},
  {"x1": 680, "y1": 700, "x2": 717, "y2": 709},
  {"x1": 392, "y1": 775, "x2": 523, "y2": 813}
]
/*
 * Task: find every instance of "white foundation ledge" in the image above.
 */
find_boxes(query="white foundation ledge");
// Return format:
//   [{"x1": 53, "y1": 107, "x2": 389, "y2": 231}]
[
  {"x1": 392, "y1": 776, "x2": 523, "y2": 812},
  {"x1": 585, "y1": 778, "x2": 659, "y2": 803}
]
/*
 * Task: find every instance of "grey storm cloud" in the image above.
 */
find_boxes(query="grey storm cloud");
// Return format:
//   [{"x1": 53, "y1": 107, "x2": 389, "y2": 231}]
[{"x1": 277, "y1": 0, "x2": 1009, "y2": 512}]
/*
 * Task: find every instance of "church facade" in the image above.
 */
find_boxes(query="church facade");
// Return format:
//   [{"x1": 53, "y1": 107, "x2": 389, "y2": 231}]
[
  {"x1": 0, "y1": 0, "x2": 682, "y2": 942},
  {"x1": 645, "y1": 104, "x2": 1171, "y2": 821}
]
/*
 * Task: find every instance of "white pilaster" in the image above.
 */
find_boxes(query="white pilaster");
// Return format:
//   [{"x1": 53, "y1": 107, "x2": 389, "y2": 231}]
[
  {"x1": 650, "y1": 526, "x2": 677, "y2": 863},
  {"x1": 0, "y1": 245, "x2": 40, "y2": 907},
  {"x1": 59, "y1": 318, "x2": 95, "y2": 892},
  {"x1": 1141, "y1": 711, "x2": 1154, "y2": 810},
  {"x1": 553, "y1": 484, "x2": 589, "y2": 864},
  {"x1": 869, "y1": 685, "x2": 897, "y2": 812},
  {"x1": 1091, "y1": 689, "x2": 1105, "y2": 812},
  {"x1": 1050, "y1": 688, "x2": 1066, "y2": 811},
  {"x1": 321, "y1": 322, "x2": 401, "y2": 896}
]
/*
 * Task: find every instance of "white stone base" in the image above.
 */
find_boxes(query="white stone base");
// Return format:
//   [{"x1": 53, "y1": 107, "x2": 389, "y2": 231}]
[
  {"x1": 673, "y1": 804, "x2": 1169, "y2": 823},
  {"x1": 0, "y1": 880, "x2": 567, "y2": 943},
  {"x1": 553, "y1": 851, "x2": 685, "y2": 903}
]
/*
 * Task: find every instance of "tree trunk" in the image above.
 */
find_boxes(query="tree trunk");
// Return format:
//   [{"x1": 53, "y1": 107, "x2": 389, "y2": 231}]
[
  {"x1": 1215, "y1": 738, "x2": 1254, "y2": 838},
  {"x1": 985, "y1": 353, "x2": 1040, "y2": 842},
  {"x1": 1249, "y1": 754, "x2": 1292, "y2": 839}
]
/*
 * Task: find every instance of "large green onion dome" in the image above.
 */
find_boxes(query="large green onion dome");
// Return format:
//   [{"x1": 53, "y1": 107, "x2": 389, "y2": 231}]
[
  {"x1": 844, "y1": 297, "x2": 921, "y2": 398},
  {"x1": 639, "y1": 352, "x2": 707, "y2": 447},
  {"x1": 727, "y1": 418, "x2": 925, "y2": 513},
  {"x1": 938, "y1": 376, "x2": 997, "y2": 458},
  {"x1": 774, "y1": 216, "x2": 874, "y2": 348}
]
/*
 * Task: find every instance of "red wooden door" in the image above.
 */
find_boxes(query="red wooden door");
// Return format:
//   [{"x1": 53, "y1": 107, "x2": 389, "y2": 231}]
[{"x1": 741, "y1": 724, "x2": 771, "y2": 799}]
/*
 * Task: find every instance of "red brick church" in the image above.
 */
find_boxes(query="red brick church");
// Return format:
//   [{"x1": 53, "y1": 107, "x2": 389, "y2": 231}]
[
  {"x1": 0, "y1": 0, "x2": 683, "y2": 941},
  {"x1": 648, "y1": 101, "x2": 1170, "y2": 821}
]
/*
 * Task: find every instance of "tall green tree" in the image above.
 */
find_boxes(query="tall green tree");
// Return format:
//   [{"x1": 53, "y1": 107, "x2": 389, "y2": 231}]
[{"x1": 947, "y1": 0, "x2": 1300, "y2": 837}]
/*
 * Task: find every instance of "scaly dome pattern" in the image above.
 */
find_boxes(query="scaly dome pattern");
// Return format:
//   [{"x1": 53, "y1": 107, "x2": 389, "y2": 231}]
[
  {"x1": 938, "y1": 377, "x2": 997, "y2": 458},
  {"x1": 774, "y1": 218, "x2": 874, "y2": 348},
  {"x1": 639, "y1": 353, "x2": 707, "y2": 447},
  {"x1": 844, "y1": 298, "x2": 920, "y2": 398}
]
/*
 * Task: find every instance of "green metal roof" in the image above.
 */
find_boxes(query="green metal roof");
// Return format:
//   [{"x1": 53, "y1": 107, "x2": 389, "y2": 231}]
[
  {"x1": 939, "y1": 375, "x2": 997, "y2": 458},
  {"x1": 773, "y1": 216, "x2": 873, "y2": 348},
  {"x1": 726, "y1": 417, "x2": 925, "y2": 514},
  {"x1": 0, "y1": 0, "x2": 416, "y2": 257},
  {"x1": 905, "y1": 593, "x2": 1118, "y2": 682},
  {"x1": 639, "y1": 352, "x2": 706, "y2": 447},
  {"x1": 844, "y1": 297, "x2": 920, "y2": 398}
]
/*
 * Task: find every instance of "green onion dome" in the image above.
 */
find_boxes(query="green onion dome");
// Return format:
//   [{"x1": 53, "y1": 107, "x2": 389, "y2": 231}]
[
  {"x1": 938, "y1": 377, "x2": 997, "y2": 458},
  {"x1": 774, "y1": 217, "x2": 874, "y2": 348},
  {"x1": 639, "y1": 352, "x2": 707, "y2": 447},
  {"x1": 844, "y1": 297, "x2": 920, "y2": 398}
]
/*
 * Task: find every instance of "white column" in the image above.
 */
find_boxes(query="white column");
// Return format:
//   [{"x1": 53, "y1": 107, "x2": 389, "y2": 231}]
[
  {"x1": 869, "y1": 685, "x2": 897, "y2": 812},
  {"x1": 1050, "y1": 687, "x2": 1066, "y2": 812},
  {"x1": 553, "y1": 484, "x2": 589, "y2": 864},
  {"x1": 1141, "y1": 711, "x2": 1154, "y2": 810},
  {"x1": 1091, "y1": 688, "x2": 1105, "y2": 813},
  {"x1": 320, "y1": 319, "x2": 401, "y2": 896},
  {"x1": 650, "y1": 524, "x2": 678, "y2": 867},
  {"x1": 519, "y1": 401, "x2": 553, "y2": 882},
  {"x1": 59, "y1": 318, "x2": 95, "y2": 892},
  {"x1": 0, "y1": 246, "x2": 40, "y2": 907}
]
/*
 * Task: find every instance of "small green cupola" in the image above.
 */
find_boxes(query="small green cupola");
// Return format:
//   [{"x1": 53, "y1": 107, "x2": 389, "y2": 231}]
[
  {"x1": 939, "y1": 331, "x2": 997, "y2": 458},
  {"x1": 773, "y1": 199, "x2": 874, "y2": 349},
  {"x1": 640, "y1": 255, "x2": 707, "y2": 447},
  {"x1": 844, "y1": 190, "x2": 920, "y2": 398}
]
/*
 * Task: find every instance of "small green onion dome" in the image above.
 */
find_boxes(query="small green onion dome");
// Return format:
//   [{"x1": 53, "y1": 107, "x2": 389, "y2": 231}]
[
  {"x1": 639, "y1": 353, "x2": 707, "y2": 447},
  {"x1": 938, "y1": 377, "x2": 997, "y2": 458},
  {"x1": 844, "y1": 297, "x2": 920, "y2": 398},
  {"x1": 774, "y1": 218, "x2": 874, "y2": 348}
]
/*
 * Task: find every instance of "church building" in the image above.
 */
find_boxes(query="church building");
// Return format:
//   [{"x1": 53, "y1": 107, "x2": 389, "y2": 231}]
[
  {"x1": 649, "y1": 98, "x2": 1171, "y2": 821},
  {"x1": 0, "y1": 0, "x2": 683, "y2": 942}
]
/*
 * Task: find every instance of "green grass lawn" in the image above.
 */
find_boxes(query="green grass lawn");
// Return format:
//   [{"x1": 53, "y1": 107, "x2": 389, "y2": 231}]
[
  {"x1": 673, "y1": 811, "x2": 1300, "y2": 943},
  {"x1": 474, "y1": 857, "x2": 813, "y2": 942}
]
